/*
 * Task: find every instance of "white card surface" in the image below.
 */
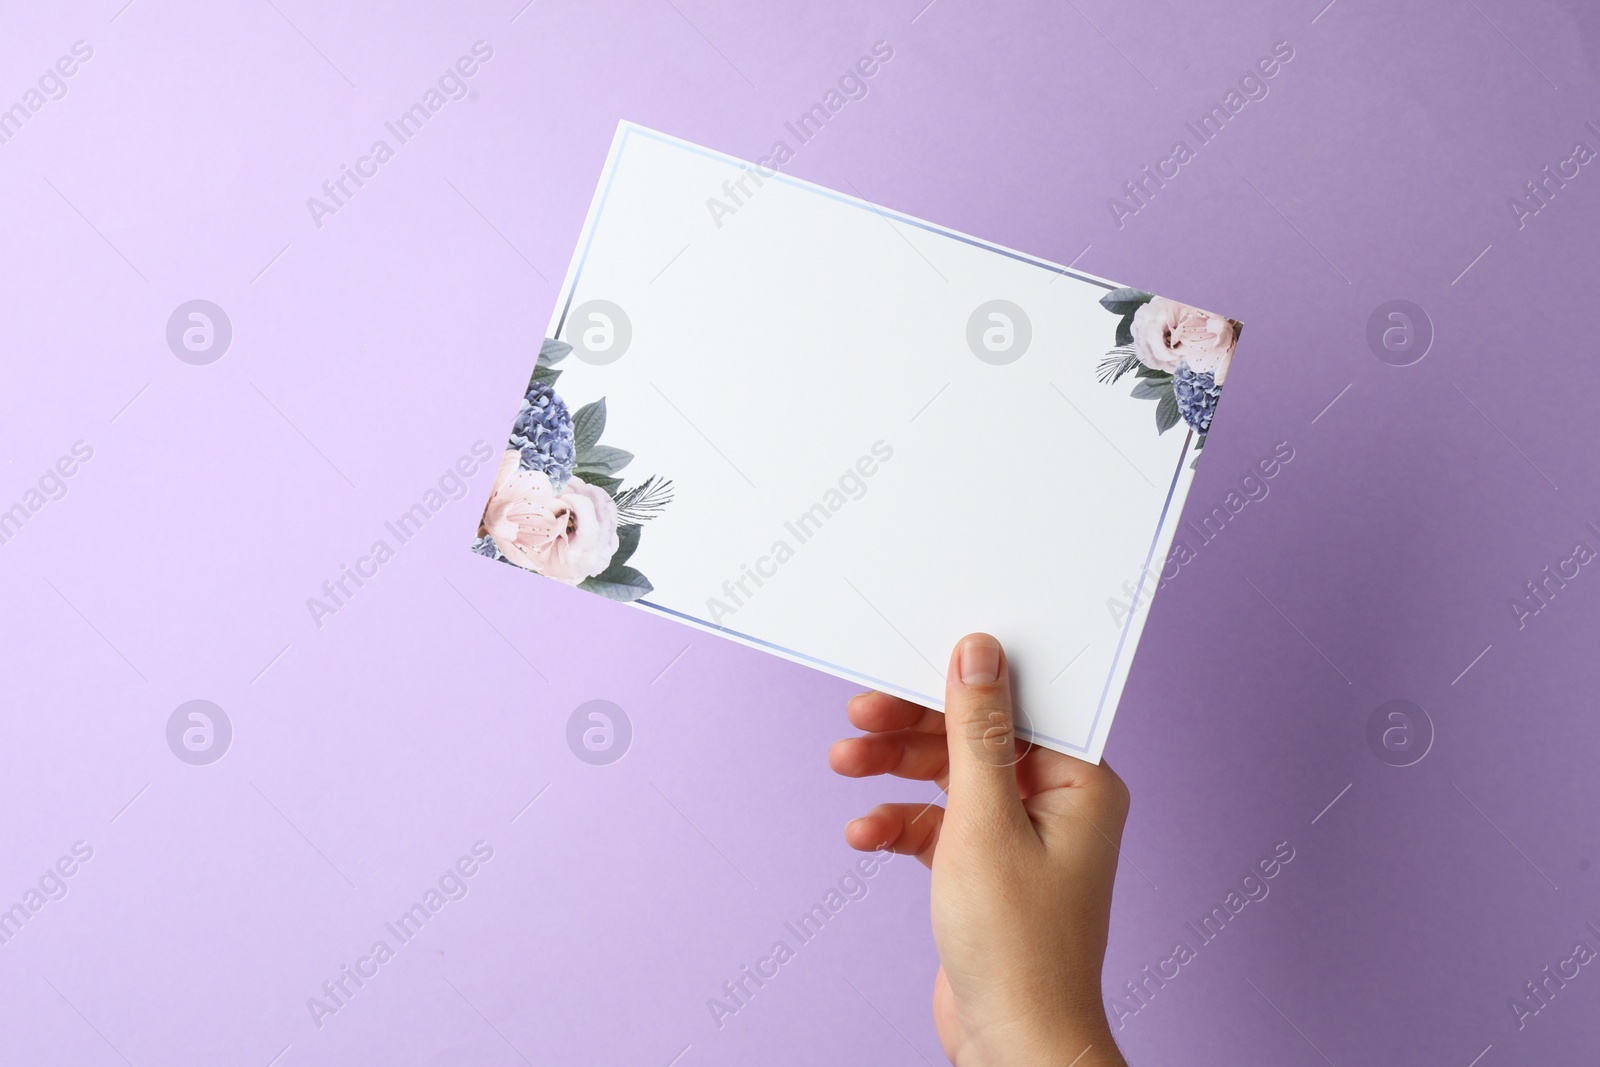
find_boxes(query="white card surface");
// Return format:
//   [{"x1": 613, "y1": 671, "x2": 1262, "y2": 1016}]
[{"x1": 475, "y1": 122, "x2": 1244, "y2": 762}]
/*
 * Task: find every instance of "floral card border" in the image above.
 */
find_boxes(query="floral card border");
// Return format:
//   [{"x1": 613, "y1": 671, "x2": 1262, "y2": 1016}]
[{"x1": 472, "y1": 337, "x2": 673, "y2": 602}]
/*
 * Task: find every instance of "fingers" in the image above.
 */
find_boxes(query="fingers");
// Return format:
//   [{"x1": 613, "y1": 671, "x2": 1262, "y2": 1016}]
[
  {"x1": 830, "y1": 730, "x2": 950, "y2": 784},
  {"x1": 941, "y1": 633, "x2": 1030, "y2": 836},
  {"x1": 1030, "y1": 757, "x2": 1133, "y2": 853},
  {"x1": 846, "y1": 690, "x2": 946, "y2": 734},
  {"x1": 845, "y1": 801, "x2": 946, "y2": 869},
  {"x1": 1079, "y1": 758, "x2": 1131, "y2": 806},
  {"x1": 1015, "y1": 741, "x2": 1113, "y2": 796}
]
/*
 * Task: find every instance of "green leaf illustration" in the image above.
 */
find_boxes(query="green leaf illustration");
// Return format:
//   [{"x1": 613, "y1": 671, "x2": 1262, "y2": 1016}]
[
  {"x1": 530, "y1": 366, "x2": 562, "y2": 387},
  {"x1": 573, "y1": 399, "x2": 606, "y2": 454},
  {"x1": 576, "y1": 471, "x2": 622, "y2": 494},
  {"x1": 579, "y1": 564, "x2": 653, "y2": 602},
  {"x1": 1156, "y1": 391, "x2": 1180, "y2": 433},
  {"x1": 1116, "y1": 312, "x2": 1136, "y2": 347},
  {"x1": 1134, "y1": 364, "x2": 1171, "y2": 380},
  {"x1": 575, "y1": 444, "x2": 633, "y2": 477},
  {"x1": 538, "y1": 338, "x2": 573, "y2": 368},
  {"x1": 1099, "y1": 288, "x2": 1154, "y2": 315},
  {"x1": 1130, "y1": 378, "x2": 1171, "y2": 402},
  {"x1": 610, "y1": 524, "x2": 641, "y2": 568}
]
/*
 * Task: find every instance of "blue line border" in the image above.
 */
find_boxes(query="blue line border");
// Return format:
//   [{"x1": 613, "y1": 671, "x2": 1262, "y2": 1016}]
[
  {"x1": 557, "y1": 125, "x2": 1115, "y2": 339},
  {"x1": 637, "y1": 599, "x2": 942, "y2": 707},
  {"x1": 556, "y1": 124, "x2": 1188, "y2": 755},
  {"x1": 1073, "y1": 431, "x2": 1191, "y2": 749}
]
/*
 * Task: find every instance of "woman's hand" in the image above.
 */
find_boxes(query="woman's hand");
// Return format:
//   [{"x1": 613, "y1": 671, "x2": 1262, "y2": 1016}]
[{"x1": 830, "y1": 633, "x2": 1131, "y2": 1067}]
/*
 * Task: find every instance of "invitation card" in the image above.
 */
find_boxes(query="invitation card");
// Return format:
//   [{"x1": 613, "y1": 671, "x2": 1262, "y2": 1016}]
[{"x1": 472, "y1": 123, "x2": 1243, "y2": 762}]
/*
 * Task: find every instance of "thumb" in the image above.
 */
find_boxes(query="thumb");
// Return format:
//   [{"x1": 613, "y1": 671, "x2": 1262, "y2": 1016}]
[{"x1": 942, "y1": 634, "x2": 1029, "y2": 834}]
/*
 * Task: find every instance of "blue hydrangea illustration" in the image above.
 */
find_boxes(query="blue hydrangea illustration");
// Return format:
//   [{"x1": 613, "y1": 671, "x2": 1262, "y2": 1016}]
[
  {"x1": 510, "y1": 379, "x2": 576, "y2": 488},
  {"x1": 470, "y1": 535, "x2": 503, "y2": 560},
  {"x1": 1173, "y1": 363, "x2": 1221, "y2": 434}
]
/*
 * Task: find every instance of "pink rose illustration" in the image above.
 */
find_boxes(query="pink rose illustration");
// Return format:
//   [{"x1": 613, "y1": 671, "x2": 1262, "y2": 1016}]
[
  {"x1": 481, "y1": 451, "x2": 619, "y2": 583},
  {"x1": 482, "y1": 451, "x2": 561, "y2": 570},
  {"x1": 537, "y1": 477, "x2": 621, "y2": 583},
  {"x1": 1129, "y1": 297, "x2": 1238, "y2": 384}
]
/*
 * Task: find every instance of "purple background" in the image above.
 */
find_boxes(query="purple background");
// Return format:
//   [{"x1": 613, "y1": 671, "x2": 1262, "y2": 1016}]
[{"x1": 2, "y1": 0, "x2": 1597, "y2": 1063}]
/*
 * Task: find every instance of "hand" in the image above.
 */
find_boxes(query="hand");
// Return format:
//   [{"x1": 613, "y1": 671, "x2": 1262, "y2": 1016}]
[{"x1": 829, "y1": 633, "x2": 1131, "y2": 1067}]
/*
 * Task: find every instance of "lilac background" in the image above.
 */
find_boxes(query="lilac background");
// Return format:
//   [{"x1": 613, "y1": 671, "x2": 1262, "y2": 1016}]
[{"x1": 2, "y1": 0, "x2": 1597, "y2": 1063}]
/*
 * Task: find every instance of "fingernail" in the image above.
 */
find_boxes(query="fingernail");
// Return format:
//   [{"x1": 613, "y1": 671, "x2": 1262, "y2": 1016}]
[
  {"x1": 845, "y1": 818, "x2": 865, "y2": 835},
  {"x1": 958, "y1": 636, "x2": 1001, "y2": 685}
]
